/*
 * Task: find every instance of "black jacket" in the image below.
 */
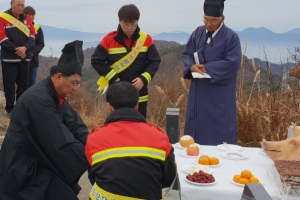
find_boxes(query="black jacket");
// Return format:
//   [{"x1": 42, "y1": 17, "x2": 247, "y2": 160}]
[
  {"x1": 91, "y1": 26, "x2": 161, "y2": 97},
  {"x1": 0, "y1": 9, "x2": 35, "y2": 62},
  {"x1": 30, "y1": 23, "x2": 44, "y2": 68},
  {"x1": 0, "y1": 77, "x2": 89, "y2": 200},
  {"x1": 86, "y1": 108, "x2": 177, "y2": 199}
]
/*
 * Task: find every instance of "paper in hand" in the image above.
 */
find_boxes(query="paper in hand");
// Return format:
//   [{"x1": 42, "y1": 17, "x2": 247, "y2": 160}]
[{"x1": 193, "y1": 52, "x2": 211, "y2": 79}]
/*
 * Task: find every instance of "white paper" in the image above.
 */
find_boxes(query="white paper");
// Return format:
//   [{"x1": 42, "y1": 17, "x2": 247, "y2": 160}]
[
  {"x1": 194, "y1": 52, "x2": 200, "y2": 64},
  {"x1": 193, "y1": 52, "x2": 211, "y2": 79},
  {"x1": 192, "y1": 72, "x2": 211, "y2": 79}
]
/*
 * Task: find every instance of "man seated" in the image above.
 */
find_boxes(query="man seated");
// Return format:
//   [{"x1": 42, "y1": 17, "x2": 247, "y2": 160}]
[
  {"x1": 0, "y1": 40, "x2": 89, "y2": 200},
  {"x1": 85, "y1": 82, "x2": 177, "y2": 200}
]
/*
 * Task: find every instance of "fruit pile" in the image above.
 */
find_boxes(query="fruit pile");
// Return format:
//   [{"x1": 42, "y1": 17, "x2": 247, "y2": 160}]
[
  {"x1": 180, "y1": 135, "x2": 200, "y2": 156},
  {"x1": 198, "y1": 155, "x2": 219, "y2": 165},
  {"x1": 233, "y1": 170, "x2": 259, "y2": 185},
  {"x1": 186, "y1": 171, "x2": 215, "y2": 183},
  {"x1": 180, "y1": 135, "x2": 195, "y2": 148}
]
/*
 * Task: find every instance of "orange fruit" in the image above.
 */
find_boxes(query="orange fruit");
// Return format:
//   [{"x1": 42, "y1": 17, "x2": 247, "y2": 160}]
[
  {"x1": 200, "y1": 155, "x2": 209, "y2": 159},
  {"x1": 208, "y1": 157, "x2": 219, "y2": 165},
  {"x1": 238, "y1": 178, "x2": 249, "y2": 185},
  {"x1": 198, "y1": 157, "x2": 209, "y2": 165},
  {"x1": 233, "y1": 174, "x2": 241, "y2": 183},
  {"x1": 241, "y1": 170, "x2": 252, "y2": 179},
  {"x1": 249, "y1": 177, "x2": 259, "y2": 183}
]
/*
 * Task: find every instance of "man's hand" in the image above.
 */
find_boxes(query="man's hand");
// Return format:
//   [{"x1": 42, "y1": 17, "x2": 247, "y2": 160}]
[
  {"x1": 114, "y1": 77, "x2": 120, "y2": 82},
  {"x1": 15, "y1": 46, "x2": 27, "y2": 59},
  {"x1": 132, "y1": 77, "x2": 144, "y2": 91},
  {"x1": 190, "y1": 64, "x2": 207, "y2": 75}
]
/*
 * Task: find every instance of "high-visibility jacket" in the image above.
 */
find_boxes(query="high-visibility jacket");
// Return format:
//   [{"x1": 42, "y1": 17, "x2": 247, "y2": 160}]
[
  {"x1": 91, "y1": 25, "x2": 161, "y2": 101},
  {"x1": 0, "y1": 9, "x2": 35, "y2": 62},
  {"x1": 85, "y1": 108, "x2": 176, "y2": 200}
]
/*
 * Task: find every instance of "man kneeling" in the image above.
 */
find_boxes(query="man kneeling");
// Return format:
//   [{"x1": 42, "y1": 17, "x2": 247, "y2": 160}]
[{"x1": 85, "y1": 82, "x2": 177, "y2": 200}]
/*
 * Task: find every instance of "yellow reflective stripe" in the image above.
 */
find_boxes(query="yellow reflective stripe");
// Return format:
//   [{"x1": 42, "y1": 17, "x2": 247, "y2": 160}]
[
  {"x1": 110, "y1": 31, "x2": 147, "y2": 73},
  {"x1": 141, "y1": 72, "x2": 151, "y2": 84},
  {"x1": 140, "y1": 47, "x2": 148, "y2": 52},
  {"x1": 108, "y1": 47, "x2": 148, "y2": 54},
  {"x1": 139, "y1": 95, "x2": 148, "y2": 103},
  {"x1": 33, "y1": 23, "x2": 40, "y2": 32},
  {"x1": 92, "y1": 146, "x2": 166, "y2": 165},
  {"x1": 108, "y1": 47, "x2": 127, "y2": 54},
  {"x1": 0, "y1": 13, "x2": 30, "y2": 37},
  {"x1": 104, "y1": 69, "x2": 117, "y2": 81},
  {"x1": 90, "y1": 183, "x2": 142, "y2": 200}
]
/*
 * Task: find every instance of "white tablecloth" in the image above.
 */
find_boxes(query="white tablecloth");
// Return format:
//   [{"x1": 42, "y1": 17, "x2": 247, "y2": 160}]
[{"x1": 174, "y1": 145, "x2": 281, "y2": 200}]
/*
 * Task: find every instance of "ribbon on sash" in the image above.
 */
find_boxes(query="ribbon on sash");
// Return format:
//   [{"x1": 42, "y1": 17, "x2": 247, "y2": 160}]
[
  {"x1": 97, "y1": 31, "x2": 147, "y2": 93},
  {"x1": 34, "y1": 23, "x2": 40, "y2": 33},
  {"x1": 0, "y1": 13, "x2": 30, "y2": 37}
]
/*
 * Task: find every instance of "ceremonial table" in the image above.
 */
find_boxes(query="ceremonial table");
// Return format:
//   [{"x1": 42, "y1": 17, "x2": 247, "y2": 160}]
[{"x1": 173, "y1": 145, "x2": 281, "y2": 200}]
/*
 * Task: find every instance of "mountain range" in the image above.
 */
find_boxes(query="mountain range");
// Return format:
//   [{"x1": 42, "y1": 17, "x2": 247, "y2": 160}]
[{"x1": 41, "y1": 25, "x2": 300, "y2": 62}]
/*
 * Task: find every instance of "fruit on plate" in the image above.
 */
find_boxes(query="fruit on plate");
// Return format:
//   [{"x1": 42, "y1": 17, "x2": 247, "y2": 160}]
[
  {"x1": 186, "y1": 144, "x2": 199, "y2": 156},
  {"x1": 186, "y1": 170, "x2": 215, "y2": 183},
  {"x1": 179, "y1": 135, "x2": 194, "y2": 148},
  {"x1": 198, "y1": 157, "x2": 209, "y2": 165},
  {"x1": 198, "y1": 155, "x2": 219, "y2": 165},
  {"x1": 233, "y1": 170, "x2": 260, "y2": 185},
  {"x1": 208, "y1": 157, "x2": 219, "y2": 165}
]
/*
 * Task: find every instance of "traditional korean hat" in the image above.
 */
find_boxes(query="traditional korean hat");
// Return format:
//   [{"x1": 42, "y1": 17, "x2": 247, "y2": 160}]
[
  {"x1": 204, "y1": 0, "x2": 225, "y2": 17},
  {"x1": 56, "y1": 40, "x2": 84, "y2": 76}
]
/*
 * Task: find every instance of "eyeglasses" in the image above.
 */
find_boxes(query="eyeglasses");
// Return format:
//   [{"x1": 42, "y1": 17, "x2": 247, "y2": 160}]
[
  {"x1": 202, "y1": 18, "x2": 220, "y2": 25},
  {"x1": 64, "y1": 77, "x2": 81, "y2": 88},
  {"x1": 121, "y1": 23, "x2": 138, "y2": 29}
]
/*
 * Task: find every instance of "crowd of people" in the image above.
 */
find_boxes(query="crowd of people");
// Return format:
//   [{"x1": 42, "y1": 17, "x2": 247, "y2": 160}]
[{"x1": 0, "y1": 0, "x2": 241, "y2": 199}]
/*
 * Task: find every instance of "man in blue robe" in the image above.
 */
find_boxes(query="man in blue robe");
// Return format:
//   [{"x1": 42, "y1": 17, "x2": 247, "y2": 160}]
[{"x1": 182, "y1": 0, "x2": 242, "y2": 145}]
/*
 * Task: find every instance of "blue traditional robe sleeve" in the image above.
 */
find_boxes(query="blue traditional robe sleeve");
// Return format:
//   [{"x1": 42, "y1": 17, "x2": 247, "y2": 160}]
[
  {"x1": 205, "y1": 32, "x2": 242, "y2": 85},
  {"x1": 182, "y1": 27, "x2": 205, "y2": 79}
]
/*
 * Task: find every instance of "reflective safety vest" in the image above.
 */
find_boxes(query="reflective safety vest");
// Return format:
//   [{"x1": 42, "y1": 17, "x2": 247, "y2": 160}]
[{"x1": 97, "y1": 31, "x2": 147, "y2": 93}]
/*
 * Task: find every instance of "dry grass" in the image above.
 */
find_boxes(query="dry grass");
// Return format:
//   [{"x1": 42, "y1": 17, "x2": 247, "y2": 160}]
[
  {"x1": 69, "y1": 55, "x2": 300, "y2": 147},
  {"x1": 2, "y1": 43, "x2": 300, "y2": 148}
]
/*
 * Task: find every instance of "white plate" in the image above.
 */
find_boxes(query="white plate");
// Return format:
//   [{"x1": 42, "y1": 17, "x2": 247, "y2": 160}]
[
  {"x1": 217, "y1": 144, "x2": 243, "y2": 151},
  {"x1": 178, "y1": 150, "x2": 205, "y2": 158},
  {"x1": 185, "y1": 177, "x2": 217, "y2": 186},
  {"x1": 221, "y1": 151, "x2": 248, "y2": 160},
  {"x1": 174, "y1": 142, "x2": 200, "y2": 149},
  {"x1": 258, "y1": 149, "x2": 267, "y2": 156},
  {"x1": 230, "y1": 178, "x2": 263, "y2": 186},
  {"x1": 192, "y1": 158, "x2": 221, "y2": 167},
  {"x1": 182, "y1": 165, "x2": 213, "y2": 174}
]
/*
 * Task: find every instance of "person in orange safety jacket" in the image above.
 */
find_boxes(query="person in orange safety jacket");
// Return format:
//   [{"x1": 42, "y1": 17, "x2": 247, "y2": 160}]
[
  {"x1": 91, "y1": 4, "x2": 161, "y2": 118},
  {"x1": 85, "y1": 82, "x2": 177, "y2": 200}
]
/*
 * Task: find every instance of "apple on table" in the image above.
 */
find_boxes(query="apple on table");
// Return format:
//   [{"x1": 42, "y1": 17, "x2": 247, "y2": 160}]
[{"x1": 186, "y1": 144, "x2": 200, "y2": 156}]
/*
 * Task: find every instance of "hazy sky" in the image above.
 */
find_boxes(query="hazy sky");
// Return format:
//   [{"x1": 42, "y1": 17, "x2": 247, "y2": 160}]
[{"x1": 0, "y1": 0, "x2": 299, "y2": 34}]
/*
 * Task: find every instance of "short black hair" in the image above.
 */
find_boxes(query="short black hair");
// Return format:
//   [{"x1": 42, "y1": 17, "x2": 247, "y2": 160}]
[
  {"x1": 106, "y1": 82, "x2": 139, "y2": 110},
  {"x1": 118, "y1": 4, "x2": 140, "y2": 22}
]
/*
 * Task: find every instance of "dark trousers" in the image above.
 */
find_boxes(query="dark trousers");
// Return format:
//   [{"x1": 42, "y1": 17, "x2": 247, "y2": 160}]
[
  {"x1": 29, "y1": 67, "x2": 38, "y2": 87},
  {"x1": 138, "y1": 101, "x2": 147, "y2": 119},
  {"x1": 1, "y1": 62, "x2": 30, "y2": 113}
]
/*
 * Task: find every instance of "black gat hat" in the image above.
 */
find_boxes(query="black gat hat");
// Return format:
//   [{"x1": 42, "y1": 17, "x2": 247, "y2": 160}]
[
  {"x1": 204, "y1": 0, "x2": 225, "y2": 17},
  {"x1": 56, "y1": 40, "x2": 84, "y2": 76}
]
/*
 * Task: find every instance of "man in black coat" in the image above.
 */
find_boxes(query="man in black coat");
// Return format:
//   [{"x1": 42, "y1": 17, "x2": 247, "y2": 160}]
[{"x1": 0, "y1": 40, "x2": 89, "y2": 200}]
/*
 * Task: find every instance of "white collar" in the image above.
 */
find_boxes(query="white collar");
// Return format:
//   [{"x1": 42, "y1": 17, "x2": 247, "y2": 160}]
[{"x1": 206, "y1": 23, "x2": 223, "y2": 43}]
